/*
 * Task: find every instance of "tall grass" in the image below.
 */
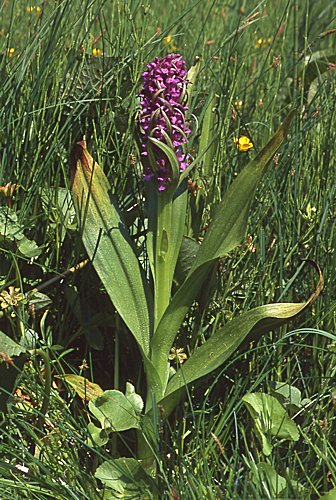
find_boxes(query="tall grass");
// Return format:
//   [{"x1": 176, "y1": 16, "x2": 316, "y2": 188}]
[{"x1": 0, "y1": 0, "x2": 335, "y2": 497}]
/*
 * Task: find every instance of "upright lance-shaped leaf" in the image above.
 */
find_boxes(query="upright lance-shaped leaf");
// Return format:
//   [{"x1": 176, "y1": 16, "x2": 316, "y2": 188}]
[
  {"x1": 150, "y1": 110, "x2": 296, "y2": 393},
  {"x1": 71, "y1": 140, "x2": 152, "y2": 356},
  {"x1": 186, "y1": 56, "x2": 201, "y2": 109},
  {"x1": 198, "y1": 93, "x2": 219, "y2": 178},
  {"x1": 155, "y1": 262, "x2": 322, "y2": 415}
]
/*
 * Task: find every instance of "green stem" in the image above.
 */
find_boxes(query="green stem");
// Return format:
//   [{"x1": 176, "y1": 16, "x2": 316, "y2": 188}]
[
  {"x1": 136, "y1": 418, "x2": 159, "y2": 498},
  {"x1": 154, "y1": 194, "x2": 173, "y2": 329},
  {"x1": 34, "y1": 349, "x2": 52, "y2": 431}
]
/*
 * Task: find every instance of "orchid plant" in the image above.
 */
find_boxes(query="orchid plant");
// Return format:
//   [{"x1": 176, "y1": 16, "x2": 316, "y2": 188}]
[{"x1": 70, "y1": 54, "x2": 318, "y2": 493}]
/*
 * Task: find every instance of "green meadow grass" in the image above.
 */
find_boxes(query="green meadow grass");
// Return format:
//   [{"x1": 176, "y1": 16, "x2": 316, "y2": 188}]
[{"x1": 0, "y1": 0, "x2": 335, "y2": 497}]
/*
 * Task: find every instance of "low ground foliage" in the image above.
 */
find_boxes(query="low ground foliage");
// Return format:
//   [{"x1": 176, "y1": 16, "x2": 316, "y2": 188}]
[{"x1": 0, "y1": 0, "x2": 335, "y2": 498}]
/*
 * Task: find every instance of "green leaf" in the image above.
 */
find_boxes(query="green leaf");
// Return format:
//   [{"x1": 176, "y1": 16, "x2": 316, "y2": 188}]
[
  {"x1": 242, "y1": 392, "x2": 299, "y2": 456},
  {"x1": 320, "y1": 487, "x2": 336, "y2": 499},
  {"x1": 0, "y1": 330, "x2": 26, "y2": 357},
  {"x1": 95, "y1": 458, "x2": 151, "y2": 497},
  {"x1": 89, "y1": 389, "x2": 142, "y2": 432},
  {"x1": 70, "y1": 140, "x2": 152, "y2": 356},
  {"x1": 170, "y1": 189, "x2": 188, "y2": 284},
  {"x1": 299, "y1": 50, "x2": 336, "y2": 103},
  {"x1": 174, "y1": 236, "x2": 200, "y2": 285},
  {"x1": 198, "y1": 93, "x2": 219, "y2": 178},
  {"x1": 61, "y1": 373, "x2": 104, "y2": 401},
  {"x1": 87, "y1": 422, "x2": 110, "y2": 447},
  {"x1": 0, "y1": 206, "x2": 22, "y2": 241},
  {"x1": 148, "y1": 137, "x2": 180, "y2": 190},
  {"x1": 271, "y1": 382, "x2": 310, "y2": 415},
  {"x1": 17, "y1": 236, "x2": 41, "y2": 258},
  {"x1": 40, "y1": 187, "x2": 77, "y2": 242},
  {"x1": 190, "y1": 110, "x2": 296, "y2": 272},
  {"x1": 125, "y1": 382, "x2": 144, "y2": 414},
  {"x1": 20, "y1": 328, "x2": 39, "y2": 350},
  {"x1": 186, "y1": 56, "x2": 201, "y2": 109},
  {"x1": 0, "y1": 207, "x2": 41, "y2": 257},
  {"x1": 0, "y1": 335, "x2": 28, "y2": 411},
  {"x1": 27, "y1": 290, "x2": 52, "y2": 311},
  {"x1": 151, "y1": 111, "x2": 296, "y2": 392},
  {"x1": 159, "y1": 301, "x2": 310, "y2": 414},
  {"x1": 251, "y1": 463, "x2": 287, "y2": 496}
]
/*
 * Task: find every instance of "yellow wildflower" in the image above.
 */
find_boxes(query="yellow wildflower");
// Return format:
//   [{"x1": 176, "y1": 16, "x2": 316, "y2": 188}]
[
  {"x1": 169, "y1": 347, "x2": 187, "y2": 364},
  {"x1": 233, "y1": 136, "x2": 254, "y2": 152},
  {"x1": 6, "y1": 47, "x2": 15, "y2": 57},
  {"x1": 0, "y1": 182, "x2": 20, "y2": 207},
  {"x1": 26, "y1": 5, "x2": 41, "y2": 13},
  {"x1": 0, "y1": 287, "x2": 25, "y2": 311},
  {"x1": 164, "y1": 34, "x2": 177, "y2": 51},
  {"x1": 255, "y1": 37, "x2": 271, "y2": 49},
  {"x1": 234, "y1": 99, "x2": 243, "y2": 111},
  {"x1": 92, "y1": 48, "x2": 103, "y2": 57}
]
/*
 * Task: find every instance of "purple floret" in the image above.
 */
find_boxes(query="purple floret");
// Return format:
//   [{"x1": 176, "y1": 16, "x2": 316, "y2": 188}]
[{"x1": 138, "y1": 54, "x2": 191, "y2": 191}]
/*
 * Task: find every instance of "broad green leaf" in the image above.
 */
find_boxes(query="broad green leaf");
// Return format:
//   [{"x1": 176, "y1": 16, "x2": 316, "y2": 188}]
[
  {"x1": 190, "y1": 110, "x2": 296, "y2": 272},
  {"x1": 174, "y1": 236, "x2": 200, "y2": 285},
  {"x1": 0, "y1": 330, "x2": 26, "y2": 357},
  {"x1": 272, "y1": 382, "x2": 303, "y2": 406},
  {"x1": 157, "y1": 260, "x2": 322, "y2": 414},
  {"x1": 40, "y1": 187, "x2": 77, "y2": 243},
  {"x1": 320, "y1": 487, "x2": 336, "y2": 499},
  {"x1": 160, "y1": 301, "x2": 308, "y2": 411},
  {"x1": 95, "y1": 458, "x2": 151, "y2": 497},
  {"x1": 17, "y1": 236, "x2": 41, "y2": 258},
  {"x1": 0, "y1": 331, "x2": 29, "y2": 413},
  {"x1": 242, "y1": 393, "x2": 299, "y2": 455},
  {"x1": 271, "y1": 382, "x2": 310, "y2": 415},
  {"x1": 87, "y1": 422, "x2": 110, "y2": 447},
  {"x1": 27, "y1": 290, "x2": 52, "y2": 311},
  {"x1": 151, "y1": 109, "x2": 296, "y2": 392},
  {"x1": 89, "y1": 389, "x2": 141, "y2": 432},
  {"x1": 252, "y1": 462, "x2": 306, "y2": 497},
  {"x1": 61, "y1": 374, "x2": 103, "y2": 401},
  {"x1": 0, "y1": 206, "x2": 22, "y2": 241},
  {"x1": 0, "y1": 207, "x2": 41, "y2": 257},
  {"x1": 299, "y1": 50, "x2": 336, "y2": 103},
  {"x1": 125, "y1": 382, "x2": 144, "y2": 414},
  {"x1": 71, "y1": 140, "x2": 152, "y2": 356},
  {"x1": 20, "y1": 328, "x2": 39, "y2": 350},
  {"x1": 251, "y1": 463, "x2": 287, "y2": 496}
]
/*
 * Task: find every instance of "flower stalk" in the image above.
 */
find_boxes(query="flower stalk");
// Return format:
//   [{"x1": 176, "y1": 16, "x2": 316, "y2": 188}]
[{"x1": 137, "y1": 54, "x2": 191, "y2": 328}]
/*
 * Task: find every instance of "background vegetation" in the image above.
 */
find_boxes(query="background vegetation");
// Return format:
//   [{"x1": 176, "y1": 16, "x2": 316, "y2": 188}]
[{"x1": 0, "y1": 0, "x2": 335, "y2": 497}]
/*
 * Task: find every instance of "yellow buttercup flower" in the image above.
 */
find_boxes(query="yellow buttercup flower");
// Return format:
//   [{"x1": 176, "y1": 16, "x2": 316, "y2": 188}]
[
  {"x1": 6, "y1": 48, "x2": 15, "y2": 57},
  {"x1": 164, "y1": 34, "x2": 177, "y2": 51},
  {"x1": 234, "y1": 99, "x2": 243, "y2": 110},
  {"x1": 92, "y1": 48, "x2": 103, "y2": 56},
  {"x1": 0, "y1": 287, "x2": 25, "y2": 310},
  {"x1": 255, "y1": 37, "x2": 271, "y2": 49},
  {"x1": 169, "y1": 347, "x2": 187, "y2": 364},
  {"x1": 26, "y1": 6, "x2": 41, "y2": 13},
  {"x1": 233, "y1": 136, "x2": 254, "y2": 152}
]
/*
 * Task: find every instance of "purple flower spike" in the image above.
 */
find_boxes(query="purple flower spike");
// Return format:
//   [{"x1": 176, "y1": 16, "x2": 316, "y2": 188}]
[{"x1": 138, "y1": 54, "x2": 191, "y2": 191}]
